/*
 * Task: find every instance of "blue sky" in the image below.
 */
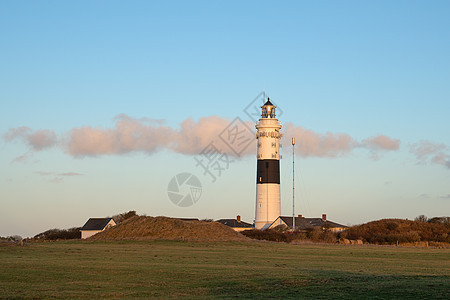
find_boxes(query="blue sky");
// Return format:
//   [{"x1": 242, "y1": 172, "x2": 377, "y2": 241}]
[{"x1": 1, "y1": 1, "x2": 449, "y2": 237}]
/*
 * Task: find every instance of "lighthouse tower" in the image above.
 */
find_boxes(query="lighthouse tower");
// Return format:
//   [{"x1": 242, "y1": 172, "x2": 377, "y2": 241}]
[{"x1": 255, "y1": 99, "x2": 282, "y2": 229}]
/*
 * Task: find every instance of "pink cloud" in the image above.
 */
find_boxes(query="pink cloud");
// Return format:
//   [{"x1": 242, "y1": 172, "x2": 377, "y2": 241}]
[
  {"x1": 58, "y1": 172, "x2": 83, "y2": 176},
  {"x1": 410, "y1": 140, "x2": 449, "y2": 169},
  {"x1": 49, "y1": 177, "x2": 64, "y2": 184},
  {"x1": 11, "y1": 152, "x2": 35, "y2": 164},
  {"x1": 3, "y1": 126, "x2": 31, "y2": 141},
  {"x1": 35, "y1": 171, "x2": 54, "y2": 176},
  {"x1": 3, "y1": 127, "x2": 57, "y2": 151},
  {"x1": 27, "y1": 130, "x2": 57, "y2": 150},
  {"x1": 34, "y1": 171, "x2": 82, "y2": 184},
  {"x1": 283, "y1": 123, "x2": 357, "y2": 157},
  {"x1": 172, "y1": 116, "x2": 253, "y2": 155},
  {"x1": 66, "y1": 115, "x2": 254, "y2": 157},
  {"x1": 362, "y1": 135, "x2": 400, "y2": 151},
  {"x1": 5, "y1": 114, "x2": 402, "y2": 160},
  {"x1": 67, "y1": 116, "x2": 176, "y2": 156},
  {"x1": 410, "y1": 140, "x2": 447, "y2": 160}
]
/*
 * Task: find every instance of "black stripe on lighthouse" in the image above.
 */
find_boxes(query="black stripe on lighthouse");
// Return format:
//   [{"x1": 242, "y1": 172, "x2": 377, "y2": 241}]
[{"x1": 256, "y1": 159, "x2": 280, "y2": 184}]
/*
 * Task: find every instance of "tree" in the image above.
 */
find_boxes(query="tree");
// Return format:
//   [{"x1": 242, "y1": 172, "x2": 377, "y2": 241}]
[
  {"x1": 414, "y1": 215, "x2": 428, "y2": 222},
  {"x1": 10, "y1": 235, "x2": 22, "y2": 241}
]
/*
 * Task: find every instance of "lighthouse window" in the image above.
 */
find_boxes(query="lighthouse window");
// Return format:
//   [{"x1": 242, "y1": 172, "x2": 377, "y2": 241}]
[{"x1": 261, "y1": 107, "x2": 268, "y2": 118}]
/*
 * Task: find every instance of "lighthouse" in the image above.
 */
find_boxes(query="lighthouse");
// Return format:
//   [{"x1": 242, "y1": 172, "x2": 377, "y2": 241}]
[{"x1": 255, "y1": 98, "x2": 282, "y2": 229}]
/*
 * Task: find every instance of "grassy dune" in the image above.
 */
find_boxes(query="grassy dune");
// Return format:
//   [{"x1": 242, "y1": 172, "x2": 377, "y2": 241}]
[{"x1": 1, "y1": 240, "x2": 449, "y2": 299}]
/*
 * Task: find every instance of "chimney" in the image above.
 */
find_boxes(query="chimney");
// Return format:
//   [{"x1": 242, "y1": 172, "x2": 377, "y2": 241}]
[
  {"x1": 237, "y1": 215, "x2": 241, "y2": 222},
  {"x1": 298, "y1": 214, "x2": 302, "y2": 218},
  {"x1": 322, "y1": 214, "x2": 327, "y2": 221}
]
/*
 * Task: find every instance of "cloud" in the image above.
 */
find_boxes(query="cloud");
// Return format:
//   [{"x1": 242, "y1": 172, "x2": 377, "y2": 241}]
[
  {"x1": 58, "y1": 172, "x2": 83, "y2": 176},
  {"x1": 4, "y1": 114, "x2": 401, "y2": 160},
  {"x1": 3, "y1": 126, "x2": 31, "y2": 141},
  {"x1": 28, "y1": 130, "x2": 57, "y2": 150},
  {"x1": 35, "y1": 171, "x2": 53, "y2": 176},
  {"x1": 419, "y1": 193, "x2": 430, "y2": 199},
  {"x1": 49, "y1": 177, "x2": 64, "y2": 184},
  {"x1": 66, "y1": 114, "x2": 176, "y2": 156},
  {"x1": 66, "y1": 115, "x2": 254, "y2": 157},
  {"x1": 11, "y1": 152, "x2": 39, "y2": 164},
  {"x1": 359, "y1": 135, "x2": 401, "y2": 160},
  {"x1": 3, "y1": 127, "x2": 57, "y2": 151},
  {"x1": 410, "y1": 140, "x2": 447, "y2": 161},
  {"x1": 35, "y1": 171, "x2": 83, "y2": 177},
  {"x1": 34, "y1": 171, "x2": 83, "y2": 184},
  {"x1": 283, "y1": 123, "x2": 357, "y2": 157},
  {"x1": 362, "y1": 135, "x2": 400, "y2": 151},
  {"x1": 410, "y1": 140, "x2": 450, "y2": 169},
  {"x1": 172, "y1": 116, "x2": 243, "y2": 155},
  {"x1": 12, "y1": 154, "x2": 29, "y2": 163}
]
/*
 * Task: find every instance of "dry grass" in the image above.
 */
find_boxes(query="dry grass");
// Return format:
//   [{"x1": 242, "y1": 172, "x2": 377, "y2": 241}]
[{"x1": 90, "y1": 216, "x2": 249, "y2": 242}]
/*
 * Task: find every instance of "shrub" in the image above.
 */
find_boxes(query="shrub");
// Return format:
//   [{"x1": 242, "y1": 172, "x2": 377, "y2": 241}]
[
  {"x1": 241, "y1": 229, "x2": 292, "y2": 242},
  {"x1": 111, "y1": 211, "x2": 137, "y2": 224},
  {"x1": 200, "y1": 219, "x2": 214, "y2": 222},
  {"x1": 429, "y1": 217, "x2": 450, "y2": 224},
  {"x1": 345, "y1": 218, "x2": 450, "y2": 245},
  {"x1": 241, "y1": 228, "x2": 336, "y2": 243},
  {"x1": 34, "y1": 227, "x2": 81, "y2": 240},
  {"x1": 272, "y1": 225, "x2": 289, "y2": 232}
]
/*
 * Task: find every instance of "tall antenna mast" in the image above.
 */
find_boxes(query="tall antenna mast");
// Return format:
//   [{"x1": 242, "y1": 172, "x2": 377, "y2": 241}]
[{"x1": 292, "y1": 137, "x2": 295, "y2": 230}]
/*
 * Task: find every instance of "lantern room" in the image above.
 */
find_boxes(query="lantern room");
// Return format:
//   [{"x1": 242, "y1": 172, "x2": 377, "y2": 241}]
[{"x1": 261, "y1": 98, "x2": 276, "y2": 119}]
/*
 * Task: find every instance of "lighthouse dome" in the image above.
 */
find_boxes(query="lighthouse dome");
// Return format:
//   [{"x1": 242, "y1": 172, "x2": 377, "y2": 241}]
[{"x1": 261, "y1": 98, "x2": 276, "y2": 118}]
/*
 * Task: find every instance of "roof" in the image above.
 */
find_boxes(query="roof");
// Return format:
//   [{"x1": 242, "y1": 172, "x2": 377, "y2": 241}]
[
  {"x1": 216, "y1": 219, "x2": 253, "y2": 228},
  {"x1": 274, "y1": 216, "x2": 347, "y2": 230},
  {"x1": 263, "y1": 98, "x2": 275, "y2": 107},
  {"x1": 81, "y1": 218, "x2": 114, "y2": 231}
]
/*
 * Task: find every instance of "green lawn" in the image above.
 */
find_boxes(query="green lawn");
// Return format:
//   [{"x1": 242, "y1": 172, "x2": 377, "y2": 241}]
[{"x1": 1, "y1": 240, "x2": 449, "y2": 299}]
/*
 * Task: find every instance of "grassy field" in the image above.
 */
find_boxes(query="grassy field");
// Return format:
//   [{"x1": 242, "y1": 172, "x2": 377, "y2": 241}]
[{"x1": 1, "y1": 240, "x2": 449, "y2": 299}]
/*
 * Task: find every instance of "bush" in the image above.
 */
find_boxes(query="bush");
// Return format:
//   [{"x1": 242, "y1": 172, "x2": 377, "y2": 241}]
[
  {"x1": 429, "y1": 217, "x2": 450, "y2": 224},
  {"x1": 241, "y1": 229, "x2": 291, "y2": 242},
  {"x1": 200, "y1": 219, "x2": 214, "y2": 222},
  {"x1": 34, "y1": 227, "x2": 81, "y2": 240},
  {"x1": 111, "y1": 211, "x2": 137, "y2": 224},
  {"x1": 241, "y1": 228, "x2": 336, "y2": 243},
  {"x1": 345, "y1": 218, "x2": 450, "y2": 245},
  {"x1": 272, "y1": 225, "x2": 289, "y2": 232},
  {"x1": 305, "y1": 228, "x2": 338, "y2": 243}
]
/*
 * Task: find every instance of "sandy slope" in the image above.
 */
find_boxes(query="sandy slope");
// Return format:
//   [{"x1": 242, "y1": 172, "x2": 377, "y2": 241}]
[{"x1": 90, "y1": 215, "x2": 249, "y2": 242}]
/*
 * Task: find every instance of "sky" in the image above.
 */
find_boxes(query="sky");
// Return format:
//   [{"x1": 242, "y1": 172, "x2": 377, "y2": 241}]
[{"x1": 1, "y1": 1, "x2": 449, "y2": 237}]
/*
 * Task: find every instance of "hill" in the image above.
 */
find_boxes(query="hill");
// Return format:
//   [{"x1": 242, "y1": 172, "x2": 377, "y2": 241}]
[{"x1": 89, "y1": 215, "x2": 249, "y2": 242}]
